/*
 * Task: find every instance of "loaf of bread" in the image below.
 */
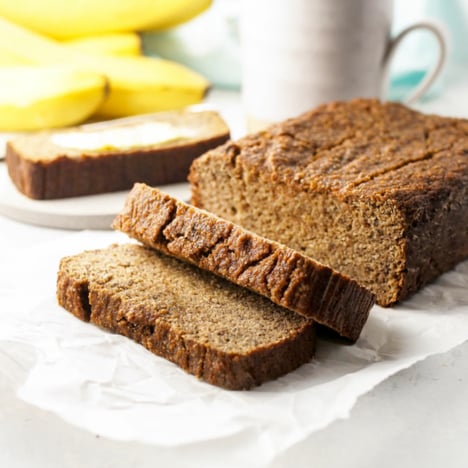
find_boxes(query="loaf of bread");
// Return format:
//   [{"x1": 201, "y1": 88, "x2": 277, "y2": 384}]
[
  {"x1": 189, "y1": 99, "x2": 468, "y2": 306},
  {"x1": 57, "y1": 243, "x2": 315, "y2": 390},
  {"x1": 6, "y1": 109, "x2": 229, "y2": 199},
  {"x1": 113, "y1": 183, "x2": 375, "y2": 341}
]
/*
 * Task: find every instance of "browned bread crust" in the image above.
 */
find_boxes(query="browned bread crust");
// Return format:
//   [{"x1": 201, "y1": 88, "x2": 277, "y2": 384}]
[
  {"x1": 188, "y1": 99, "x2": 468, "y2": 306},
  {"x1": 113, "y1": 183, "x2": 375, "y2": 341},
  {"x1": 57, "y1": 244, "x2": 316, "y2": 390},
  {"x1": 6, "y1": 110, "x2": 229, "y2": 199}
]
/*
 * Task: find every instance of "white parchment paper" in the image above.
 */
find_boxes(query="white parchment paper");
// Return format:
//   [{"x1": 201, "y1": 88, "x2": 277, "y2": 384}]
[{"x1": 1, "y1": 230, "x2": 468, "y2": 466}]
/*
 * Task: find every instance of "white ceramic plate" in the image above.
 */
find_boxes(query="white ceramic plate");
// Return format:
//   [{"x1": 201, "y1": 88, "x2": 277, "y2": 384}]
[{"x1": 0, "y1": 162, "x2": 190, "y2": 230}]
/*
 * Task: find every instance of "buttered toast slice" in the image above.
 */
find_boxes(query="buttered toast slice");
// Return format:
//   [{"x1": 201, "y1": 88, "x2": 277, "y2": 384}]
[{"x1": 6, "y1": 109, "x2": 229, "y2": 199}]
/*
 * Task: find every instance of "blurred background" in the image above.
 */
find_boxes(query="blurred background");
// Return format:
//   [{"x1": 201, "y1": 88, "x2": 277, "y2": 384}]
[
  {"x1": 1, "y1": 0, "x2": 468, "y2": 133},
  {"x1": 143, "y1": 0, "x2": 468, "y2": 96}
]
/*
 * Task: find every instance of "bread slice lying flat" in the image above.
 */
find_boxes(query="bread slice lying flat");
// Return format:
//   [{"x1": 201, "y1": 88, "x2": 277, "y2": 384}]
[
  {"x1": 113, "y1": 183, "x2": 375, "y2": 341},
  {"x1": 6, "y1": 109, "x2": 229, "y2": 199},
  {"x1": 57, "y1": 243, "x2": 315, "y2": 390}
]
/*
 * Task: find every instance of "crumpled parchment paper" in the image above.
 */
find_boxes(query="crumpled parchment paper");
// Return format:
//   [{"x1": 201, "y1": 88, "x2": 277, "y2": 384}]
[{"x1": 1, "y1": 230, "x2": 467, "y2": 466}]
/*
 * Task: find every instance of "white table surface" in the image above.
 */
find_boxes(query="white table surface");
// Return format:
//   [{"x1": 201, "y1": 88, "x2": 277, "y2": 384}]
[{"x1": 1, "y1": 82, "x2": 468, "y2": 468}]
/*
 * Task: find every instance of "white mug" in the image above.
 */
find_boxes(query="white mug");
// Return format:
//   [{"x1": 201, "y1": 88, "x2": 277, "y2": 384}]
[{"x1": 240, "y1": 0, "x2": 447, "y2": 132}]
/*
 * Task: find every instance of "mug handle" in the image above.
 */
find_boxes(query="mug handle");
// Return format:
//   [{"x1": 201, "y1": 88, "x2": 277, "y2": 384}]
[{"x1": 380, "y1": 20, "x2": 447, "y2": 105}]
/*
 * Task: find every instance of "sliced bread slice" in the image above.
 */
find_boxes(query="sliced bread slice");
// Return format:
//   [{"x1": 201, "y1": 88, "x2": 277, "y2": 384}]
[
  {"x1": 6, "y1": 109, "x2": 229, "y2": 199},
  {"x1": 113, "y1": 183, "x2": 375, "y2": 341},
  {"x1": 57, "y1": 243, "x2": 315, "y2": 390}
]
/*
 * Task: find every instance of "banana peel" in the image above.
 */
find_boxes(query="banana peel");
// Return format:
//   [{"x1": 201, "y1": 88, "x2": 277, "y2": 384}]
[
  {"x1": 0, "y1": 65, "x2": 107, "y2": 131},
  {"x1": 64, "y1": 33, "x2": 142, "y2": 57},
  {"x1": 0, "y1": 0, "x2": 212, "y2": 39},
  {"x1": 93, "y1": 55, "x2": 209, "y2": 117},
  {"x1": 0, "y1": 16, "x2": 209, "y2": 118},
  {"x1": 0, "y1": 32, "x2": 142, "y2": 65},
  {"x1": 0, "y1": 49, "x2": 30, "y2": 65}
]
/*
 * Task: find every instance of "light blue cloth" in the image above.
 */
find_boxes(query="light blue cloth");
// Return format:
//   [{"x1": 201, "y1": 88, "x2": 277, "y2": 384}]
[{"x1": 390, "y1": 0, "x2": 468, "y2": 101}]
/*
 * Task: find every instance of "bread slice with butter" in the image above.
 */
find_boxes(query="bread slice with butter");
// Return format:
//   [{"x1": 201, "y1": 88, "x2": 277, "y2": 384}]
[{"x1": 5, "y1": 109, "x2": 229, "y2": 199}]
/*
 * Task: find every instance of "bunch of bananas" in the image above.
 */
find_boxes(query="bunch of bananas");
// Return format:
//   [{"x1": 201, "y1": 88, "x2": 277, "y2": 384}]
[{"x1": 0, "y1": 0, "x2": 211, "y2": 130}]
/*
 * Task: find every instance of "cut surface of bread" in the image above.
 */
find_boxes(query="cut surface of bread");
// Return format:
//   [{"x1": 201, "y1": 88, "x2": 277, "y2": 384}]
[
  {"x1": 57, "y1": 243, "x2": 315, "y2": 390},
  {"x1": 113, "y1": 183, "x2": 375, "y2": 341},
  {"x1": 6, "y1": 109, "x2": 229, "y2": 199},
  {"x1": 189, "y1": 98, "x2": 468, "y2": 306}
]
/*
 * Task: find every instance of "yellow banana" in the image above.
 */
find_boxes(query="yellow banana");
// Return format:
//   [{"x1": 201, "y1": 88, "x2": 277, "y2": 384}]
[
  {"x1": 0, "y1": 49, "x2": 30, "y2": 65},
  {"x1": 0, "y1": 65, "x2": 107, "y2": 131},
  {"x1": 0, "y1": 32, "x2": 142, "y2": 64},
  {"x1": 0, "y1": 0, "x2": 212, "y2": 39},
  {"x1": 0, "y1": 17, "x2": 209, "y2": 118},
  {"x1": 64, "y1": 33, "x2": 142, "y2": 57}
]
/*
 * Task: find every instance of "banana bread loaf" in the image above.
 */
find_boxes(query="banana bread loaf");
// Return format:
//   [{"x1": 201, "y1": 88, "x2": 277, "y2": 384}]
[
  {"x1": 6, "y1": 109, "x2": 229, "y2": 199},
  {"x1": 189, "y1": 99, "x2": 468, "y2": 306},
  {"x1": 113, "y1": 183, "x2": 375, "y2": 341},
  {"x1": 57, "y1": 243, "x2": 316, "y2": 390}
]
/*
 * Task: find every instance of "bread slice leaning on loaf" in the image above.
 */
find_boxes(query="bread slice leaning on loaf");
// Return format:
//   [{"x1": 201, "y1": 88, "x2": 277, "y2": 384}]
[
  {"x1": 6, "y1": 109, "x2": 229, "y2": 199},
  {"x1": 113, "y1": 183, "x2": 375, "y2": 341},
  {"x1": 189, "y1": 98, "x2": 468, "y2": 306},
  {"x1": 57, "y1": 244, "x2": 316, "y2": 390}
]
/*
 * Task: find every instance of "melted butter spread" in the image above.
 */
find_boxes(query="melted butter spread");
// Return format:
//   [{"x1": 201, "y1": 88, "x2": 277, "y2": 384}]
[{"x1": 51, "y1": 122, "x2": 197, "y2": 151}]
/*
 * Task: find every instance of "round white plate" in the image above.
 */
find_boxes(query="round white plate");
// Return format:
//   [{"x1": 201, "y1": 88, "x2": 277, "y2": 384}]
[{"x1": 0, "y1": 162, "x2": 191, "y2": 230}]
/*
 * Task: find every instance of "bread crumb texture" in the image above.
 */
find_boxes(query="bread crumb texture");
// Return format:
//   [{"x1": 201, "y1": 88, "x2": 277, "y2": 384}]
[
  {"x1": 113, "y1": 184, "x2": 375, "y2": 341},
  {"x1": 57, "y1": 244, "x2": 315, "y2": 390},
  {"x1": 189, "y1": 98, "x2": 468, "y2": 306}
]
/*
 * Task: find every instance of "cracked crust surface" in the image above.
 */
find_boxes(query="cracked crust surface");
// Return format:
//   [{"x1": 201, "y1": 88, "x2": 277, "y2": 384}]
[
  {"x1": 57, "y1": 244, "x2": 316, "y2": 390},
  {"x1": 113, "y1": 184, "x2": 375, "y2": 341},
  {"x1": 189, "y1": 99, "x2": 468, "y2": 306}
]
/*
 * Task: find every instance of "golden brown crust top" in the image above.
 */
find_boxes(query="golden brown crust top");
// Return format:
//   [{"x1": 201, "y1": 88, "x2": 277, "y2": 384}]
[{"x1": 196, "y1": 99, "x2": 468, "y2": 205}]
